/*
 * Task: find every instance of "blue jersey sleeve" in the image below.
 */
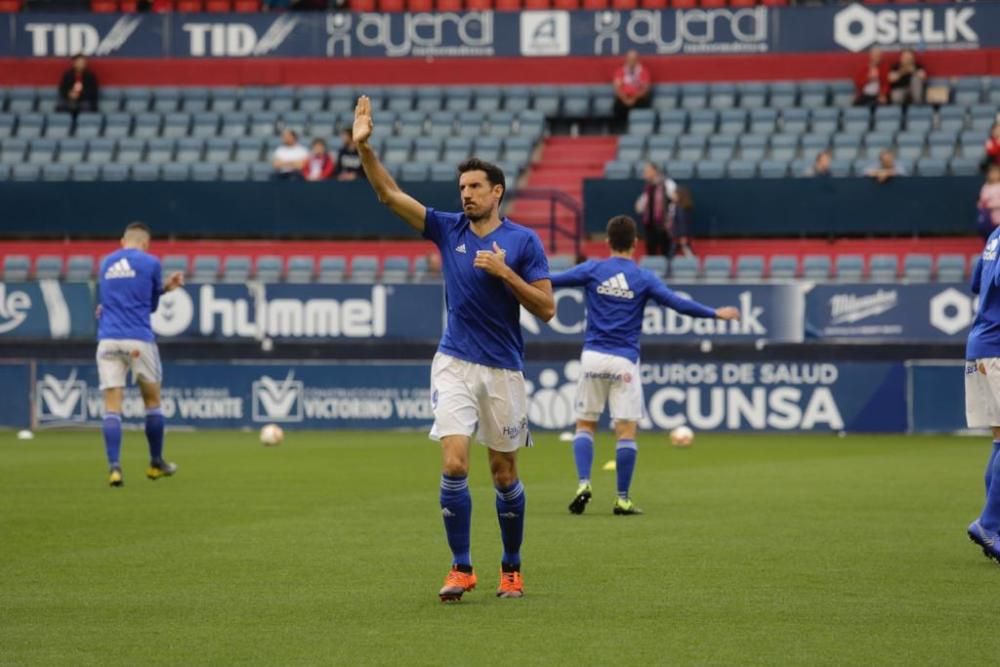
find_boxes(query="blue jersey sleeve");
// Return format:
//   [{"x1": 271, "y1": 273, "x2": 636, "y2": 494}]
[
  {"x1": 517, "y1": 232, "x2": 550, "y2": 284},
  {"x1": 646, "y1": 276, "x2": 717, "y2": 319},
  {"x1": 422, "y1": 208, "x2": 452, "y2": 247},
  {"x1": 972, "y1": 257, "x2": 983, "y2": 294},
  {"x1": 550, "y1": 261, "x2": 593, "y2": 288},
  {"x1": 151, "y1": 259, "x2": 163, "y2": 313}
]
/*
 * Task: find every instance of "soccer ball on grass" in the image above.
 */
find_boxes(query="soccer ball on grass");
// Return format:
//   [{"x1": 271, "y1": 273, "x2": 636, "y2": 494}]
[
  {"x1": 259, "y1": 424, "x2": 284, "y2": 446},
  {"x1": 670, "y1": 425, "x2": 694, "y2": 447}
]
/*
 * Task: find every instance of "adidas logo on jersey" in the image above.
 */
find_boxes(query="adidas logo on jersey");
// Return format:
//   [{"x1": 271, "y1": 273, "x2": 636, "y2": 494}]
[
  {"x1": 596, "y1": 272, "x2": 635, "y2": 299},
  {"x1": 104, "y1": 258, "x2": 136, "y2": 280},
  {"x1": 455, "y1": 243, "x2": 467, "y2": 254}
]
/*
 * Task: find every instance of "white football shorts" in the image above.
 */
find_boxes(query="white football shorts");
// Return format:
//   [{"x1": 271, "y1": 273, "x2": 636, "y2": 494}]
[
  {"x1": 429, "y1": 352, "x2": 532, "y2": 453},
  {"x1": 575, "y1": 349, "x2": 645, "y2": 423},
  {"x1": 96, "y1": 339, "x2": 163, "y2": 390},
  {"x1": 966, "y1": 358, "x2": 1000, "y2": 429}
]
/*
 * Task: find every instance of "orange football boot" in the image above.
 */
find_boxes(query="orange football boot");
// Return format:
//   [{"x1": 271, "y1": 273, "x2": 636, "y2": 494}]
[{"x1": 439, "y1": 565, "x2": 477, "y2": 602}]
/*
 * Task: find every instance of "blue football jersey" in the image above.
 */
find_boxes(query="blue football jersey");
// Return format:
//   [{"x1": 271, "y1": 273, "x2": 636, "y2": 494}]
[
  {"x1": 550, "y1": 256, "x2": 717, "y2": 362},
  {"x1": 967, "y1": 230, "x2": 1000, "y2": 359},
  {"x1": 423, "y1": 208, "x2": 550, "y2": 371},
  {"x1": 97, "y1": 248, "x2": 163, "y2": 342}
]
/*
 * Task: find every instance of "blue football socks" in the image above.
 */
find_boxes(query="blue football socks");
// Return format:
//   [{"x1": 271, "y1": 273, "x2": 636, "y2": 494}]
[
  {"x1": 980, "y1": 444, "x2": 1000, "y2": 531},
  {"x1": 986, "y1": 439, "x2": 1000, "y2": 496},
  {"x1": 146, "y1": 407, "x2": 165, "y2": 464},
  {"x1": 616, "y1": 439, "x2": 638, "y2": 500},
  {"x1": 573, "y1": 430, "x2": 594, "y2": 483},
  {"x1": 495, "y1": 480, "x2": 526, "y2": 567},
  {"x1": 103, "y1": 412, "x2": 122, "y2": 469},
  {"x1": 440, "y1": 474, "x2": 472, "y2": 567}
]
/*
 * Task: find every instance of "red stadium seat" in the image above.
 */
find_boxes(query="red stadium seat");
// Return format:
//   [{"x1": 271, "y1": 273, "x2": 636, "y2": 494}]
[
  {"x1": 90, "y1": 0, "x2": 118, "y2": 11},
  {"x1": 205, "y1": 0, "x2": 231, "y2": 10},
  {"x1": 408, "y1": 0, "x2": 433, "y2": 9},
  {"x1": 699, "y1": 0, "x2": 726, "y2": 7},
  {"x1": 611, "y1": 0, "x2": 637, "y2": 8},
  {"x1": 176, "y1": 0, "x2": 203, "y2": 10},
  {"x1": 378, "y1": 0, "x2": 405, "y2": 11},
  {"x1": 581, "y1": 0, "x2": 607, "y2": 8},
  {"x1": 151, "y1": 0, "x2": 174, "y2": 11},
  {"x1": 760, "y1": 0, "x2": 787, "y2": 5},
  {"x1": 523, "y1": 0, "x2": 550, "y2": 8},
  {"x1": 670, "y1": 0, "x2": 696, "y2": 8},
  {"x1": 233, "y1": 0, "x2": 260, "y2": 10},
  {"x1": 119, "y1": 0, "x2": 138, "y2": 11},
  {"x1": 494, "y1": 0, "x2": 521, "y2": 10},
  {"x1": 349, "y1": 0, "x2": 376, "y2": 9},
  {"x1": 639, "y1": 0, "x2": 667, "y2": 7},
  {"x1": 466, "y1": 0, "x2": 491, "y2": 9},
  {"x1": 553, "y1": 0, "x2": 578, "y2": 8},
  {"x1": 436, "y1": 0, "x2": 462, "y2": 10},
  {"x1": 0, "y1": 0, "x2": 21, "y2": 10},
  {"x1": 729, "y1": 0, "x2": 755, "y2": 6}
]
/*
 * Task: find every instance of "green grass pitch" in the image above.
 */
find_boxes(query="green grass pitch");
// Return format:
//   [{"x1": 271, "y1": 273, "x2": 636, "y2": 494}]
[{"x1": 2, "y1": 430, "x2": 999, "y2": 666}]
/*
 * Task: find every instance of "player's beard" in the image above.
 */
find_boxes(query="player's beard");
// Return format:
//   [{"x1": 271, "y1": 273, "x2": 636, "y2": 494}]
[{"x1": 465, "y1": 202, "x2": 492, "y2": 223}]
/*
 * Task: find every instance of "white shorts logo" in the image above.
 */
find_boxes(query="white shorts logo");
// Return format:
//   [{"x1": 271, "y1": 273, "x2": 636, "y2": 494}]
[
  {"x1": 36, "y1": 369, "x2": 87, "y2": 422},
  {"x1": 252, "y1": 370, "x2": 304, "y2": 423},
  {"x1": 520, "y1": 11, "x2": 570, "y2": 56}
]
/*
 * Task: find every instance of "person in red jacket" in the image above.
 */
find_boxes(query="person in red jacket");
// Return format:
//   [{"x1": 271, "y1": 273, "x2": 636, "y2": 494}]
[
  {"x1": 854, "y1": 47, "x2": 888, "y2": 108},
  {"x1": 985, "y1": 123, "x2": 1000, "y2": 171},
  {"x1": 613, "y1": 50, "x2": 652, "y2": 125},
  {"x1": 302, "y1": 138, "x2": 334, "y2": 182}
]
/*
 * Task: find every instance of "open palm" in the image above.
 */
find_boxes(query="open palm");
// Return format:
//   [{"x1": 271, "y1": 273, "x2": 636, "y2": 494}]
[{"x1": 353, "y1": 95, "x2": 373, "y2": 145}]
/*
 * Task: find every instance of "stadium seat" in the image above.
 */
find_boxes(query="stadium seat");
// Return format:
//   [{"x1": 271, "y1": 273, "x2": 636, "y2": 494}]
[
  {"x1": 639, "y1": 256, "x2": 667, "y2": 277},
  {"x1": 99, "y1": 164, "x2": 128, "y2": 181},
  {"x1": 285, "y1": 256, "x2": 315, "y2": 284},
  {"x1": 318, "y1": 256, "x2": 347, "y2": 283},
  {"x1": 727, "y1": 160, "x2": 757, "y2": 179},
  {"x1": 736, "y1": 255, "x2": 764, "y2": 280},
  {"x1": 902, "y1": 254, "x2": 932, "y2": 282},
  {"x1": 768, "y1": 255, "x2": 797, "y2": 279},
  {"x1": 41, "y1": 164, "x2": 71, "y2": 181},
  {"x1": 627, "y1": 109, "x2": 655, "y2": 135},
  {"x1": 759, "y1": 159, "x2": 788, "y2": 179},
  {"x1": 702, "y1": 256, "x2": 732, "y2": 280},
  {"x1": 936, "y1": 254, "x2": 966, "y2": 282},
  {"x1": 66, "y1": 255, "x2": 95, "y2": 282},
  {"x1": 221, "y1": 256, "x2": 252, "y2": 283},
  {"x1": 130, "y1": 164, "x2": 160, "y2": 181},
  {"x1": 3, "y1": 255, "x2": 31, "y2": 281},
  {"x1": 191, "y1": 256, "x2": 220, "y2": 282},
  {"x1": 695, "y1": 160, "x2": 725, "y2": 179},
  {"x1": 868, "y1": 254, "x2": 898, "y2": 282},
  {"x1": 549, "y1": 255, "x2": 574, "y2": 273},
  {"x1": 220, "y1": 163, "x2": 250, "y2": 181},
  {"x1": 253, "y1": 256, "x2": 283, "y2": 283},
  {"x1": 604, "y1": 161, "x2": 632, "y2": 180},
  {"x1": 58, "y1": 138, "x2": 87, "y2": 163},
  {"x1": 191, "y1": 164, "x2": 220, "y2": 181},
  {"x1": 400, "y1": 163, "x2": 429, "y2": 181},
  {"x1": 670, "y1": 256, "x2": 698, "y2": 281},
  {"x1": 802, "y1": 255, "x2": 831, "y2": 280},
  {"x1": 835, "y1": 255, "x2": 864, "y2": 282},
  {"x1": 382, "y1": 256, "x2": 410, "y2": 284},
  {"x1": 34, "y1": 255, "x2": 63, "y2": 280},
  {"x1": 11, "y1": 165, "x2": 39, "y2": 181},
  {"x1": 45, "y1": 114, "x2": 72, "y2": 139},
  {"x1": 350, "y1": 256, "x2": 379, "y2": 283},
  {"x1": 769, "y1": 82, "x2": 797, "y2": 108},
  {"x1": 916, "y1": 157, "x2": 948, "y2": 177}
]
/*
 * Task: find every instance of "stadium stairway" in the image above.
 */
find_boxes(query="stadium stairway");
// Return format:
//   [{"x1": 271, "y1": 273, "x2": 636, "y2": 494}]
[{"x1": 509, "y1": 136, "x2": 617, "y2": 253}]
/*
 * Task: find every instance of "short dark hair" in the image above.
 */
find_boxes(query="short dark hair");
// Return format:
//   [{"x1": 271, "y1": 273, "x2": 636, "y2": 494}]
[
  {"x1": 311, "y1": 138, "x2": 326, "y2": 148},
  {"x1": 125, "y1": 221, "x2": 151, "y2": 235},
  {"x1": 457, "y1": 158, "x2": 506, "y2": 201},
  {"x1": 607, "y1": 215, "x2": 637, "y2": 252}
]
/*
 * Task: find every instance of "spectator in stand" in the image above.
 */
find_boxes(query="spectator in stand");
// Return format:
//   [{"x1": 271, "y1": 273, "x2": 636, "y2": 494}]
[
  {"x1": 865, "y1": 149, "x2": 906, "y2": 184},
  {"x1": 854, "y1": 47, "x2": 888, "y2": 107},
  {"x1": 979, "y1": 164, "x2": 1000, "y2": 239},
  {"x1": 806, "y1": 149, "x2": 832, "y2": 177},
  {"x1": 57, "y1": 54, "x2": 99, "y2": 117},
  {"x1": 335, "y1": 129, "x2": 364, "y2": 181},
  {"x1": 888, "y1": 48, "x2": 927, "y2": 106},
  {"x1": 672, "y1": 186, "x2": 695, "y2": 258},
  {"x1": 271, "y1": 129, "x2": 309, "y2": 180},
  {"x1": 613, "y1": 50, "x2": 652, "y2": 126},
  {"x1": 302, "y1": 138, "x2": 334, "y2": 182},
  {"x1": 634, "y1": 162, "x2": 676, "y2": 260},
  {"x1": 983, "y1": 123, "x2": 1000, "y2": 172}
]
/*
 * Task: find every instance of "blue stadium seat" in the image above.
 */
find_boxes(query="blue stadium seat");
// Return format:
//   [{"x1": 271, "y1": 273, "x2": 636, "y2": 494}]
[
  {"x1": 759, "y1": 159, "x2": 789, "y2": 179},
  {"x1": 1, "y1": 138, "x2": 27, "y2": 165},
  {"x1": 738, "y1": 135, "x2": 768, "y2": 161},
  {"x1": 400, "y1": 162, "x2": 429, "y2": 181},
  {"x1": 665, "y1": 160, "x2": 694, "y2": 180},
  {"x1": 57, "y1": 138, "x2": 87, "y2": 163},
  {"x1": 906, "y1": 107, "x2": 933, "y2": 134},
  {"x1": 688, "y1": 109, "x2": 718, "y2": 135},
  {"x1": 895, "y1": 133, "x2": 925, "y2": 161},
  {"x1": 781, "y1": 108, "x2": 809, "y2": 135},
  {"x1": 327, "y1": 88, "x2": 355, "y2": 114},
  {"x1": 768, "y1": 255, "x2": 798, "y2": 279},
  {"x1": 17, "y1": 113, "x2": 45, "y2": 139},
  {"x1": 286, "y1": 256, "x2": 315, "y2": 283},
  {"x1": 517, "y1": 110, "x2": 545, "y2": 139},
  {"x1": 869, "y1": 255, "x2": 898, "y2": 282},
  {"x1": 45, "y1": 114, "x2": 72, "y2": 139},
  {"x1": 7, "y1": 89, "x2": 36, "y2": 114},
  {"x1": 72, "y1": 112, "x2": 102, "y2": 139},
  {"x1": 727, "y1": 160, "x2": 757, "y2": 179},
  {"x1": 936, "y1": 254, "x2": 966, "y2": 282},
  {"x1": 28, "y1": 138, "x2": 57, "y2": 164},
  {"x1": 950, "y1": 157, "x2": 982, "y2": 176},
  {"x1": 429, "y1": 163, "x2": 454, "y2": 182},
  {"x1": 736, "y1": 255, "x2": 764, "y2": 279},
  {"x1": 175, "y1": 138, "x2": 204, "y2": 163},
  {"x1": 531, "y1": 89, "x2": 560, "y2": 116},
  {"x1": 916, "y1": 157, "x2": 948, "y2": 177},
  {"x1": 803, "y1": 255, "x2": 831, "y2": 280},
  {"x1": 191, "y1": 163, "x2": 220, "y2": 181},
  {"x1": 443, "y1": 137, "x2": 472, "y2": 162},
  {"x1": 718, "y1": 109, "x2": 747, "y2": 135},
  {"x1": 456, "y1": 111, "x2": 485, "y2": 138},
  {"x1": 639, "y1": 256, "x2": 667, "y2": 277},
  {"x1": 132, "y1": 113, "x2": 162, "y2": 139},
  {"x1": 267, "y1": 88, "x2": 295, "y2": 114},
  {"x1": 296, "y1": 87, "x2": 326, "y2": 114},
  {"x1": 180, "y1": 87, "x2": 210, "y2": 113},
  {"x1": 873, "y1": 106, "x2": 903, "y2": 132},
  {"x1": 349, "y1": 256, "x2": 379, "y2": 283},
  {"x1": 222, "y1": 256, "x2": 252, "y2": 283},
  {"x1": 748, "y1": 108, "x2": 777, "y2": 135},
  {"x1": 708, "y1": 135, "x2": 736, "y2": 161},
  {"x1": 220, "y1": 163, "x2": 250, "y2": 181},
  {"x1": 604, "y1": 161, "x2": 632, "y2": 180},
  {"x1": 487, "y1": 111, "x2": 515, "y2": 137},
  {"x1": 842, "y1": 107, "x2": 871, "y2": 134},
  {"x1": 210, "y1": 88, "x2": 238, "y2": 113},
  {"x1": 130, "y1": 164, "x2": 160, "y2": 181},
  {"x1": 162, "y1": 255, "x2": 188, "y2": 278},
  {"x1": 254, "y1": 256, "x2": 283, "y2": 283},
  {"x1": 831, "y1": 134, "x2": 860, "y2": 161},
  {"x1": 617, "y1": 135, "x2": 645, "y2": 162},
  {"x1": 590, "y1": 85, "x2": 616, "y2": 118},
  {"x1": 3, "y1": 255, "x2": 31, "y2": 281},
  {"x1": 703, "y1": 256, "x2": 732, "y2": 280},
  {"x1": 902, "y1": 254, "x2": 932, "y2": 282},
  {"x1": 709, "y1": 83, "x2": 736, "y2": 110},
  {"x1": 0, "y1": 112, "x2": 23, "y2": 138},
  {"x1": 668, "y1": 256, "x2": 697, "y2": 281},
  {"x1": 152, "y1": 87, "x2": 181, "y2": 113},
  {"x1": 205, "y1": 138, "x2": 235, "y2": 163},
  {"x1": 35, "y1": 255, "x2": 63, "y2": 280},
  {"x1": 102, "y1": 113, "x2": 132, "y2": 139},
  {"x1": 737, "y1": 82, "x2": 767, "y2": 109},
  {"x1": 41, "y1": 164, "x2": 70, "y2": 181},
  {"x1": 799, "y1": 81, "x2": 829, "y2": 108},
  {"x1": 502, "y1": 86, "x2": 530, "y2": 113},
  {"x1": 234, "y1": 137, "x2": 264, "y2": 163},
  {"x1": 561, "y1": 86, "x2": 591, "y2": 118},
  {"x1": 381, "y1": 256, "x2": 410, "y2": 284},
  {"x1": 318, "y1": 256, "x2": 346, "y2": 283},
  {"x1": 71, "y1": 163, "x2": 100, "y2": 181},
  {"x1": 122, "y1": 88, "x2": 152, "y2": 113},
  {"x1": 954, "y1": 77, "x2": 984, "y2": 106},
  {"x1": 769, "y1": 135, "x2": 798, "y2": 162},
  {"x1": 445, "y1": 87, "x2": 474, "y2": 113},
  {"x1": 219, "y1": 112, "x2": 249, "y2": 138},
  {"x1": 474, "y1": 88, "x2": 501, "y2": 114},
  {"x1": 677, "y1": 135, "x2": 706, "y2": 161},
  {"x1": 475, "y1": 136, "x2": 502, "y2": 162},
  {"x1": 938, "y1": 106, "x2": 966, "y2": 132},
  {"x1": 504, "y1": 137, "x2": 533, "y2": 164},
  {"x1": 627, "y1": 108, "x2": 655, "y2": 135},
  {"x1": 679, "y1": 83, "x2": 708, "y2": 110},
  {"x1": 162, "y1": 164, "x2": 191, "y2": 181},
  {"x1": 769, "y1": 82, "x2": 797, "y2": 108},
  {"x1": 66, "y1": 256, "x2": 94, "y2": 282},
  {"x1": 191, "y1": 256, "x2": 220, "y2": 282},
  {"x1": 835, "y1": 255, "x2": 864, "y2": 282},
  {"x1": 651, "y1": 84, "x2": 678, "y2": 112},
  {"x1": 647, "y1": 136, "x2": 673, "y2": 163},
  {"x1": 809, "y1": 108, "x2": 839, "y2": 135},
  {"x1": 658, "y1": 109, "x2": 687, "y2": 136},
  {"x1": 97, "y1": 88, "x2": 123, "y2": 113}
]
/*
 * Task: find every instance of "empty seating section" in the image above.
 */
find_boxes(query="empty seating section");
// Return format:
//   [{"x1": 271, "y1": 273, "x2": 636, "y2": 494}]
[
  {"x1": 608, "y1": 77, "x2": 1000, "y2": 179},
  {"x1": 0, "y1": 86, "x2": 555, "y2": 182}
]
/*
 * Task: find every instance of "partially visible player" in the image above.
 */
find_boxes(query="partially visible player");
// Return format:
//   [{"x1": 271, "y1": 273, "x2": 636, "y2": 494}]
[
  {"x1": 352, "y1": 96, "x2": 554, "y2": 601},
  {"x1": 97, "y1": 222, "x2": 184, "y2": 487},
  {"x1": 550, "y1": 215, "x2": 739, "y2": 515},
  {"x1": 965, "y1": 227, "x2": 1000, "y2": 562}
]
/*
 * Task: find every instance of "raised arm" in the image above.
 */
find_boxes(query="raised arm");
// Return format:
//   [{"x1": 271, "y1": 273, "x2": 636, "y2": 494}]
[
  {"x1": 354, "y1": 95, "x2": 426, "y2": 232},
  {"x1": 649, "y1": 281, "x2": 739, "y2": 321}
]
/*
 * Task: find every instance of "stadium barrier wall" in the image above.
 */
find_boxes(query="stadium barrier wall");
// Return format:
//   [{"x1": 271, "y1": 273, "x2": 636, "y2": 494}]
[
  {"x1": 1, "y1": 5, "x2": 999, "y2": 60},
  {"x1": 0, "y1": 179, "x2": 982, "y2": 240},
  {"x1": 0, "y1": 358, "x2": 967, "y2": 433},
  {"x1": 0, "y1": 281, "x2": 980, "y2": 344},
  {"x1": 583, "y1": 176, "x2": 982, "y2": 237}
]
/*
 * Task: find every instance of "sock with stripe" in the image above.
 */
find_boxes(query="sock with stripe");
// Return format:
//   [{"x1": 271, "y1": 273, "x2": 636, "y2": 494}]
[
  {"x1": 495, "y1": 480, "x2": 526, "y2": 567},
  {"x1": 980, "y1": 446, "x2": 1000, "y2": 531},
  {"x1": 573, "y1": 430, "x2": 594, "y2": 484},
  {"x1": 103, "y1": 412, "x2": 122, "y2": 469},
  {"x1": 440, "y1": 474, "x2": 472, "y2": 568},
  {"x1": 145, "y1": 407, "x2": 165, "y2": 465},
  {"x1": 616, "y1": 439, "x2": 638, "y2": 500}
]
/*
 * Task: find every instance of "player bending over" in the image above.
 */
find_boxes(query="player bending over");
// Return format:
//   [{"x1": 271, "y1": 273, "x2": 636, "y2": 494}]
[
  {"x1": 353, "y1": 96, "x2": 555, "y2": 601},
  {"x1": 965, "y1": 228, "x2": 1000, "y2": 562},
  {"x1": 550, "y1": 215, "x2": 738, "y2": 515},
  {"x1": 97, "y1": 222, "x2": 184, "y2": 487}
]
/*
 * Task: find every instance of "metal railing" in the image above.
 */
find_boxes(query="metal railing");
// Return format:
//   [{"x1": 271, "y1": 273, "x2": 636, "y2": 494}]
[{"x1": 503, "y1": 188, "x2": 583, "y2": 257}]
